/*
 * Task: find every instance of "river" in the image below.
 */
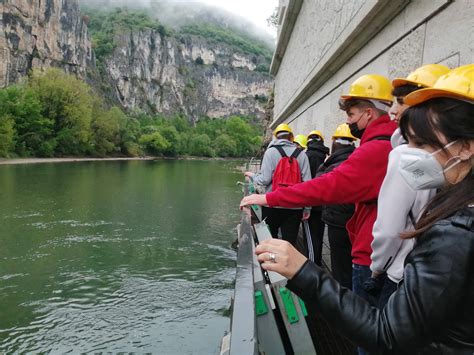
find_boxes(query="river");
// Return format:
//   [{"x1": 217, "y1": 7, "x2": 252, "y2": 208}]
[{"x1": 0, "y1": 160, "x2": 243, "y2": 353}]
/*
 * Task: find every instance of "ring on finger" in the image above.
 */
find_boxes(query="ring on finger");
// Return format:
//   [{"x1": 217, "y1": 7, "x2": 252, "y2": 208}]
[{"x1": 269, "y1": 253, "x2": 276, "y2": 263}]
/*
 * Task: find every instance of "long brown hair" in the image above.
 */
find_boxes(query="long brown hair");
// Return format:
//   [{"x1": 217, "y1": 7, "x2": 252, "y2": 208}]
[{"x1": 399, "y1": 98, "x2": 474, "y2": 238}]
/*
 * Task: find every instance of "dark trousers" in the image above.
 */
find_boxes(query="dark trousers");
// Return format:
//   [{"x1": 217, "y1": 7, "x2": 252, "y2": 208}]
[
  {"x1": 261, "y1": 206, "x2": 302, "y2": 245},
  {"x1": 327, "y1": 225, "x2": 353, "y2": 290},
  {"x1": 307, "y1": 209, "x2": 325, "y2": 266},
  {"x1": 352, "y1": 264, "x2": 379, "y2": 355},
  {"x1": 352, "y1": 264, "x2": 379, "y2": 306},
  {"x1": 378, "y1": 277, "x2": 398, "y2": 308}
]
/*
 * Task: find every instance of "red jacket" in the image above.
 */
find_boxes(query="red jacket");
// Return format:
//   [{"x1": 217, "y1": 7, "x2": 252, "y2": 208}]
[{"x1": 266, "y1": 115, "x2": 397, "y2": 266}]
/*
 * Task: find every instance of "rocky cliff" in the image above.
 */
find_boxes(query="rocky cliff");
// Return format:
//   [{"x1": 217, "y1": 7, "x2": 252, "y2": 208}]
[
  {"x1": 0, "y1": 1, "x2": 273, "y2": 121},
  {"x1": 0, "y1": 0, "x2": 92, "y2": 88},
  {"x1": 103, "y1": 29, "x2": 273, "y2": 121}
]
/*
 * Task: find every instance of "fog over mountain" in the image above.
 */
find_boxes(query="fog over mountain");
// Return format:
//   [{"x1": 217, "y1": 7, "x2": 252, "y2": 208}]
[{"x1": 80, "y1": 0, "x2": 275, "y2": 48}]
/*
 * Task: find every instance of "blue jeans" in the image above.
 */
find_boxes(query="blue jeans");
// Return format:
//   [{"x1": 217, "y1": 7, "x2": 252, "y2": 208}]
[
  {"x1": 352, "y1": 264, "x2": 379, "y2": 306},
  {"x1": 352, "y1": 264, "x2": 379, "y2": 355}
]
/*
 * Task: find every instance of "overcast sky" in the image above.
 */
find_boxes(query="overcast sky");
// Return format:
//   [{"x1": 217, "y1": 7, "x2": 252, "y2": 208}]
[{"x1": 170, "y1": 0, "x2": 279, "y2": 37}]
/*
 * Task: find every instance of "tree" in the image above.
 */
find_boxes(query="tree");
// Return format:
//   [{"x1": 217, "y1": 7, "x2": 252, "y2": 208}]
[
  {"x1": 224, "y1": 116, "x2": 261, "y2": 156},
  {"x1": 119, "y1": 115, "x2": 142, "y2": 156},
  {"x1": 0, "y1": 115, "x2": 14, "y2": 157},
  {"x1": 266, "y1": 7, "x2": 279, "y2": 29},
  {"x1": 0, "y1": 85, "x2": 55, "y2": 156},
  {"x1": 91, "y1": 106, "x2": 124, "y2": 156},
  {"x1": 139, "y1": 131, "x2": 170, "y2": 155},
  {"x1": 169, "y1": 115, "x2": 191, "y2": 133},
  {"x1": 28, "y1": 69, "x2": 94, "y2": 156},
  {"x1": 159, "y1": 125, "x2": 179, "y2": 156},
  {"x1": 189, "y1": 134, "x2": 215, "y2": 157},
  {"x1": 214, "y1": 134, "x2": 237, "y2": 157}
]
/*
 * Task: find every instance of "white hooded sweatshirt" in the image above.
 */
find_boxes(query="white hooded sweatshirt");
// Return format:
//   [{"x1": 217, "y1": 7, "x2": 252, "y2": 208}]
[{"x1": 370, "y1": 128, "x2": 436, "y2": 283}]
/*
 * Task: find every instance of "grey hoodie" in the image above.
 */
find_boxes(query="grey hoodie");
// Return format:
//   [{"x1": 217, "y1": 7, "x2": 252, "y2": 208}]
[{"x1": 253, "y1": 138, "x2": 312, "y2": 210}]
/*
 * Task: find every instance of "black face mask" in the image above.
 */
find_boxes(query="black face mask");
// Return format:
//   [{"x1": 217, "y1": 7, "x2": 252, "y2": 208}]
[{"x1": 349, "y1": 122, "x2": 365, "y2": 139}]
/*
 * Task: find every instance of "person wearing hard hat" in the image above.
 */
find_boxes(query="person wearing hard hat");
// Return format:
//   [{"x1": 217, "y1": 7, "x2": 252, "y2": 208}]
[
  {"x1": 304, "y1": 130, "x2": 329, "y2": 266},
  {"x1": 293, "y1": 134, "x2": 308, "y2": 150},
  {"x1": 315, "y1": 124, "x2": 357, "y2": 289},
  {"x1": 306, "y1": 130, "x2": 329, "y2": 177},
  {"x1": 241, "y1": 74, "x2": 397, "y2": 311},
  {"x1": 370, "y1": 64, "x2": 449, "y2": 307},
  {"x1": 244, "y1": 124, "x2": 311, "y2": 245},
  {"x1": 389, "y1": 64, "x2": 451, "y2": 145},
  {"x1": 251, "y1": 63, "x2": 474, "y2": 354}
]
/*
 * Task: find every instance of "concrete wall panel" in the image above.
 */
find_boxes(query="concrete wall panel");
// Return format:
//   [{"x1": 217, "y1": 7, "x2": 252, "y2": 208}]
[
  {"x1": 275, "y1": 0, "x2": 471, "y2": 142},
  {"x1": 274, "y1": 0, "x2": 370, "y2": 116},
  {"x1": 422, "y1": 0, "x2": 474, "y2": 66}
]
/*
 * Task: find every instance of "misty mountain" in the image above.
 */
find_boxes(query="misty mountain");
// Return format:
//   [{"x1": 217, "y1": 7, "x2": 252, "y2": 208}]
[{"x1": 79, "y1": 0, "x2": 276, "y2": 49}]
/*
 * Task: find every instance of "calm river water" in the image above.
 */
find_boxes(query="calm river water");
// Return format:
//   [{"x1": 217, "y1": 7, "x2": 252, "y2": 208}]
[{"x1": 0, "y1": 160, "x2": 243, "y2": 353}]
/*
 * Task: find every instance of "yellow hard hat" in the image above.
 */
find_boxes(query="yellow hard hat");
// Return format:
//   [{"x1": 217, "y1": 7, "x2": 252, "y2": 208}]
[
  {"x1": 273, "y1": 123, "x2": 293, "y2": 136},
  {"x1": 293, "y1": 134, "x2": 308, "y2": 149},
  {"x1": 341, "y1": 74, "x2": 393, "y2": 102},
  {"x1": 308, "y1": 130, "x2": 324, "y2": 141},
  {"x1": 405, "y1": 64, "x2": 474, "y2": 106},
  {"x1": 392, "y1": 64, "x2": 450, "y2": 88},
  {"x1": 332, "y1": 123, "x2": 357, "y2": 140}
]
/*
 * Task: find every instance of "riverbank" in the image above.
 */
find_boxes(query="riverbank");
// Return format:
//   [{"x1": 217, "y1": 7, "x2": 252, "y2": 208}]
[
  {"x1": 0, "y1": 157, "x2": 155, "y2": 165},
  {"x1": 0, "y1": 156, "x2": 247, "y2": 165}
]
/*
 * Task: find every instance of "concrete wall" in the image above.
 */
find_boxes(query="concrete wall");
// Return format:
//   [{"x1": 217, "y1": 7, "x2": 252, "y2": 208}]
[{"x1": 271, "y1": 0, "x2": 474, "y2": 140}]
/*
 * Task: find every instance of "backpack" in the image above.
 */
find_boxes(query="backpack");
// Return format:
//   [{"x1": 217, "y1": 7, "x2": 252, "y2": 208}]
[{"x1": 271, "y1": 146, "x2": 303, "y2": 191}]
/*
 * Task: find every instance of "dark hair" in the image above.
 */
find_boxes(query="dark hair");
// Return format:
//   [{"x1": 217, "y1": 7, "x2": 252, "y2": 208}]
[
  {"x1": 338, "y1": 98, "x2": 386, "y2": 116},
  {"x1": 392, "y1": 84, "x2": 420, "y2": 97},
  {"x1": 399, "y1": 98, "x2": 474, "y2": 238}
]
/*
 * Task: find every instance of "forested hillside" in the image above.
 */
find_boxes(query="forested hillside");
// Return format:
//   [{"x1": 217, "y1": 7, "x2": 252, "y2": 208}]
[
  {"x1": 0, "y1": 1, "x2": 274, "y2": 158},
  {"x1": 0, "y1": 69, "x2": 262, "y2": 158}
]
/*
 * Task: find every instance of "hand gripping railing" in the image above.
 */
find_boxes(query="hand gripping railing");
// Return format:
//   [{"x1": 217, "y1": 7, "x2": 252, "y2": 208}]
[{"x1": 221, "y1": 178, "x2": 316, "y2": 355}]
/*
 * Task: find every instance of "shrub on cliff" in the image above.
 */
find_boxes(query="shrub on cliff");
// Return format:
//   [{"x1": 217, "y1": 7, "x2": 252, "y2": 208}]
[
  {"x1": 180, "y1": 23, "x2": 272, "y2": 62},
  {"x1": 83, "y1": 7, "x2": 171, "y2": 66}
]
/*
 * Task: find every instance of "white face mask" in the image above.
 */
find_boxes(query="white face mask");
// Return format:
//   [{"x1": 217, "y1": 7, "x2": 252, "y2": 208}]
[{"x1": 399, "y1": 141, "x2": 461, "y2": 190}]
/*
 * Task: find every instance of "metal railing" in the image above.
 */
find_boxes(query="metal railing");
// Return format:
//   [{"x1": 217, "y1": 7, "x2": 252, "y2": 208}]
[{"x1": 221, "y1": 177, "x2": 316, "y2": 355}]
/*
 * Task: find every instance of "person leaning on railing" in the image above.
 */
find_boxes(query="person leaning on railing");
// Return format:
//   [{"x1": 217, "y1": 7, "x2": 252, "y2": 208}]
[{"x1": 245, "y1": 64, "x2": 474, "y2": 353}]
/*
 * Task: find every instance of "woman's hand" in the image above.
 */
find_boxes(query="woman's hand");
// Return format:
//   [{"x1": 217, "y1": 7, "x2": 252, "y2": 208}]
[
  {"x1": 255, "y1": 239, "x2": 307, "y2": 279},
  {"x1": 240, "y1": 194, "x2": 267, "y2": 208}
]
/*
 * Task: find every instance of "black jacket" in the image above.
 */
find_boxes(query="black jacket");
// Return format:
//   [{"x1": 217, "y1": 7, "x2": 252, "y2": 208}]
[
  {"x1": 287, "y1": 207, "x2": 474, "y2": 354},
  {"x1": 306, "y1": 140, "x2": 329, "y2": 178},
  {"x1": 316, "y1": 145, "x2": 355, "y2": 227}
]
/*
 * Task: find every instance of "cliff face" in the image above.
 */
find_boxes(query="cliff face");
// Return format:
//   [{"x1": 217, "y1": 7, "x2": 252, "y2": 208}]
[
  {"x1": 104, "y1": 30, "x2": 272, "y2": 120},
  {"x1": 0, "y1": 0, "x2": 92, "y2": 88},
  {"x1": 0, "y1": 1, "x2": 273, "y2": 121}
]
